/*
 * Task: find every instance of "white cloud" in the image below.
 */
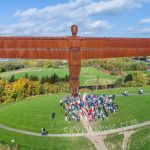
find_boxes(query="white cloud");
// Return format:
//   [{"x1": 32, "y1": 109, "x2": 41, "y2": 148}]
[
  {"x1": 126, "y1": 27, "x2": 135, "y2": 32},
  {"x1": 139, "y1": 18, "x2": 150, "y2": 24},
  {"x1": 127, "y1": 27, "x2": 150, "y2": 35},
  {"x1": 0, "y1": 0, "x2": 150, "y2": 36},
  {"x1": 85, "y1": 0, "x2": 143, "y2": 15},
  {"x1": 138, "y1": 28, "x2": 150, "y2": 34},
  {"x1": 86, "y1": 20, "x2": 112, "y2": 30},
  {"x1": 127, "y1": 16, "x2": 150, "y2": 35}
]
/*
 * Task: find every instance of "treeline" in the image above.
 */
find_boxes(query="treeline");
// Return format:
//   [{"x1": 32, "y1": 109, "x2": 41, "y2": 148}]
[
  {"x1": 81, "y1": 58, "x2": 147, "y2": 75},
  {"x1": 0, "y1": 60, "x2": 67, "y2": 73},
  {"x1": 0, "y1": 58, "x2": 148, "y2": 74},
  {"x1": 98, "y1": 59, "x2": 146, "y2": 71},
  {"x1": 7, "y1": 73, "x2": 69, "y2": 84},
  {"x1": 0, "y1": 62, "x2": 24, "y2": 72},
  {"x1": 114, "y1": 71, "x2": 150, "y2": 87},
  {"x1": 0, "y1": 77, "x2": 70, "y2": 104}
]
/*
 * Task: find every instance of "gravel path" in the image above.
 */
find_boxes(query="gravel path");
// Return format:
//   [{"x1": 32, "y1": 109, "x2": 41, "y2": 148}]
[
  {"x1": 94, "y1": 120, "x2": 150, "y2": 136},
  {"x1": 121, "y1": 130, "x2": 135, "y2": 150},
  {"x1": 0, "y1": 124, "x2": 83, "y2": 137},
  {"x1": 81, "y1": 116, "x2": 107, "y2": 150},
  {"x1": 0, "y1": 121, "x2": 150, "y2": 137}
]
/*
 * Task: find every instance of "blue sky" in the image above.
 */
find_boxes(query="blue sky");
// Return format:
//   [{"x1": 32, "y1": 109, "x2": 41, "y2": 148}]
[{"x1": 0, "y1": 0, "x2": 150, "y2": 37}]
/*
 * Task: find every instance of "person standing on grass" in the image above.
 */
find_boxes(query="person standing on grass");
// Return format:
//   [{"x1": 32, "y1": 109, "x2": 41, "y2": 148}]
[{"x1": 51, "y1": 112, "x2": 55, "y2": 128}]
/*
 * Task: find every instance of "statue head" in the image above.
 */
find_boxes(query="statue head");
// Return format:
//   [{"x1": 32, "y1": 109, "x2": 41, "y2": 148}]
[{"x1": 71, "y1": 25, "x2": 78, "y2": 36}]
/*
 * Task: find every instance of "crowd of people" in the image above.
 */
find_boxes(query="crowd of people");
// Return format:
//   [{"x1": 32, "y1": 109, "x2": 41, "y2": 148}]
[{"x1": 60, "y1": 93, "x2": 118, "y2": 124}]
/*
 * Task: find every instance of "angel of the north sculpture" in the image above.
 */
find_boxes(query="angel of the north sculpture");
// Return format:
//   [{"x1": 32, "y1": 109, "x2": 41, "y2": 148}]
[{"x1": 0, "y1": 25, "x2": 150, "y2": 96}]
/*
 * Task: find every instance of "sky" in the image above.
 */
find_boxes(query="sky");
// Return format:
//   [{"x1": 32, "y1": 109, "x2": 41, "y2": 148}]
[{"x1": 0, "y1": 0, "x2": 150, "y2": 37}]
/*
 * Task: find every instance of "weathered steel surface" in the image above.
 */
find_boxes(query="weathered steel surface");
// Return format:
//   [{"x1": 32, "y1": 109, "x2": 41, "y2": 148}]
[
  {"x1": 0, "y1": 25, "x2": 150, "y2": 95},
  {"x1": 81, "y1": 38, "x2": 150, "y2": 59},
  {"x1": 0, "y1": 37, "x2": 69, "y2": 59}
]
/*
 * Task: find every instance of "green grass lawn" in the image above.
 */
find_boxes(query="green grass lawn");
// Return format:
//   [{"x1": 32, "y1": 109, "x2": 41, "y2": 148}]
[
  {"x1": 129, "y1": 125, "x2": 150, "y2": 150},
  {"x1": 0, "y1": 94, "x2": 85, "y2": 134},
  {"x1": 0, "y1": 129, "x2": 96, "y2": 150},
  {"x1": 104, "y1": 133, "x2": 124, "y2": 150},
  {"x1": 0, "y1": 66, "x2": 119, "y2": 86}
]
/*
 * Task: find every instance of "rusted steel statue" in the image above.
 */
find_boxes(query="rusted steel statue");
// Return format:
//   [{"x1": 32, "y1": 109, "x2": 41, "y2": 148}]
[{"x1": 0, "y1": 25, "x2": 150, "y2": 96}]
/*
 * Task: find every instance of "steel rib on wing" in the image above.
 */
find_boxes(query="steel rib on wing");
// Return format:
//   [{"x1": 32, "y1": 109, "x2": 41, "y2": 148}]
[
  {"x1": 0, "y1": 37, "x2": 69, "y2": 59},
  {"x1": 81, "y1": 38, "x2": 150, "y2": 59}
]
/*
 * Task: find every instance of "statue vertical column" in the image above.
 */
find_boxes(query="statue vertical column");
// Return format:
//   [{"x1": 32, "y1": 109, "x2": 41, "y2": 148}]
[{"x1": 68, "y1": 25, "x2": 81, "y2": 96}]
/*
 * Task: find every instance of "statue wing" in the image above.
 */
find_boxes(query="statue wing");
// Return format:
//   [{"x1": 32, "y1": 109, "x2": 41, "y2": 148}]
[
  {"x1": 81, "y1": 37, "x2": 150, "y2": 59},
  {"x1": 0, "y1": 37, "x2": 69, "y2": 59}
]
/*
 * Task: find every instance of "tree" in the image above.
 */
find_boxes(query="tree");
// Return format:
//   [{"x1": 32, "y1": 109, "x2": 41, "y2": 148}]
[
  {"x1": 43, "y1": 60, "x2": 52, "y2": 68},
  {"x1": 27, "y1": 81, "x2": 41, "y2": 96},
  {"x1": 12, "y1": 78, "x2": 29, "y2": 100},
  {"x1": 0, "y1": 80, "x2": 7, "y2": 103},
  {"x1": 8, "y1": 75, "x2": 15, "y2": 83},
  {"x1": 124, "y1": 74, "x2": 133, "y2": 82},
  {"x1": 24, "y1": 73, "x2": 29, "y2": 79},
  {"x1": 124, "y1": 72, "x2": 147, "y2": 87},
  {"x1": 132, "y1": 72, "x2": 147, "y2": 87},
  {"x1": 131, "y1": 62, "x2": 147, "y2": 71},
  {"x1": 0, "y1": 64, "x2": 3, "y2": 72},
  {"x1": 40, "y1": 76, "x2": 46, "y2": 84},
  {"x1": 50, "y1": 73, "x2": 60, "y2": 84},
  {"x1": 3, "y1": 83, "x2": 14, "y2": 103},
  {"x1": 51, "y1": 61, "x2": 59, "y2": 68},
  {"x1": 3, "y1": 63, "x2": 15, "y2": 71},
  {"x1": 29, "y1": 75, "x2": 39, "y2": 81},
  {"x1": 63, "y1": 75, "x2": 69, "y2": 82},
  {"x1": 28, "y1": 60, "x2": 38, "y2": 67},
  {"x1": 114, "y1": 78, "x2": 124, "y2": 87},
  {"x1": 147, "y1": 74, "x2": 150, "y2": 84}
]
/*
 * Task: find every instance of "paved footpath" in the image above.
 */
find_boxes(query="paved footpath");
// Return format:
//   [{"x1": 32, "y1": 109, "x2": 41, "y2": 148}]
[
  {"x1": 0, "y1": 124, "x2": 83, "y2": 137},
  {"x1": 94, "y1": 120, "x2": 150, "y2": 136},
  {"x1": 0, "y1": 121, "x2": 150, "y2": 137},
  {"x1": 81, "y1": 116, "x2": 107, "y2": 150}
]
